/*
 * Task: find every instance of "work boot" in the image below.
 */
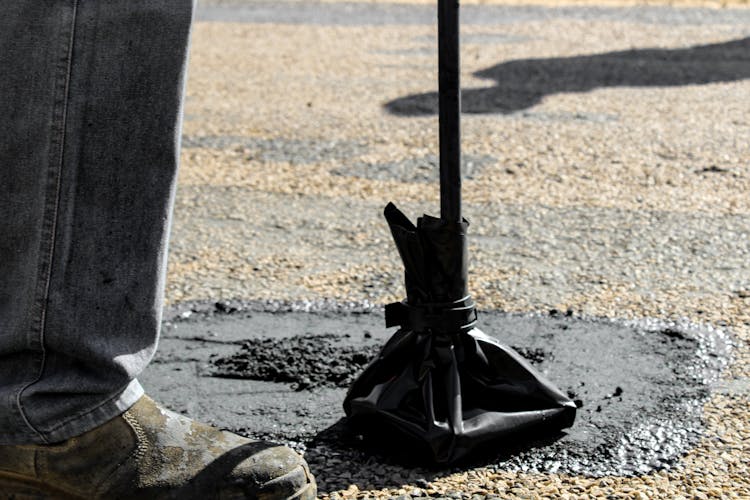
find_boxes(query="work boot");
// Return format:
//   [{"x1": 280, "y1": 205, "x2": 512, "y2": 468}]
[{"x1": 0, "y1": 396, "x2": 316, "y2": 499}]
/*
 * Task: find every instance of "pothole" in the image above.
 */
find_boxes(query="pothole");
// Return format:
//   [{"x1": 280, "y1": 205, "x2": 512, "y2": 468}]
[{"x1": 142, "y1": 300, "x2": 731, "y2": 479}]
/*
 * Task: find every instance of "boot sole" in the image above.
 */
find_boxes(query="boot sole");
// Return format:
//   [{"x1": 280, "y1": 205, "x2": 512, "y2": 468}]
[
  {"x1": 0, "y1": 473, "x2": 82, "y2": 499},
  {"x1": 0, "y1": 466, "x2": 316, "y2": 500},
  {"x1": 288, "y1": 482, "x2": 316, "y2": 500},
  {"x1": 256, "y1": 463, "x2": 317, "y2": 500}
]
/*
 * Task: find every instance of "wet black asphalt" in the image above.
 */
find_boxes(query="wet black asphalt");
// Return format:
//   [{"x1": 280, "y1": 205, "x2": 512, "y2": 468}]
[{"x1": 140, "y1": 300, "x2": 731, "y2": 479}]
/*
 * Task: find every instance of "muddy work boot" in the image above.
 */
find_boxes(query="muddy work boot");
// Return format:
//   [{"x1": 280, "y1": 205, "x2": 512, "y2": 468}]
[{"x1": 0, "y1": 396, "x2": 316, "y2": 499}]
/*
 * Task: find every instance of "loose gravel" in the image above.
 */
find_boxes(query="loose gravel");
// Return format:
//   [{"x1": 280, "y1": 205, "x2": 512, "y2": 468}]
[
  {"x1": 159, "y1": 2, "x2": 750, "y2": 497},
  {"x1": 209, "y1": 332, "x2": 548, "y2": 391},
  {"x1": 183, "y1": 135, "x2": 368, "y2": 164},
  {"x1": 197, "y1": 1, "x2": 750, "y2": 26},
  {"x1": 210, "y1": 333, "x2": 380, "y2": 390},
  {"x1": 330, "y1": 154, "x2": 494, "y2": 183}
]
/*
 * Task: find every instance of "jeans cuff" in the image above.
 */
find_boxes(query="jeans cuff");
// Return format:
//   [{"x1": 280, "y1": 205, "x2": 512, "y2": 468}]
[{"x1": 35, "y1": 379, "x2": 144, "y2": 444}]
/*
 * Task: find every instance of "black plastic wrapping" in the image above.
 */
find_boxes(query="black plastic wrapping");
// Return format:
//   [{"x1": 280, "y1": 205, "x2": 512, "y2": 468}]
[{"x1": 344, "y1": 203, "x2": 577, "y2": 464}]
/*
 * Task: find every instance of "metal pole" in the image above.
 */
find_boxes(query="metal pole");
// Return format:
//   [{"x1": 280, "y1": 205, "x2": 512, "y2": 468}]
[{"x1": 438, "y1": 0, "x2": 461, "y2": 223}]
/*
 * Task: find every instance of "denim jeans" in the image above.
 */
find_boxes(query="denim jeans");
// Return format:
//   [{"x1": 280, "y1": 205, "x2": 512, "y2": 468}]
[{"x1": 0, "y1": 0, "x2": 194, "y2": 444}]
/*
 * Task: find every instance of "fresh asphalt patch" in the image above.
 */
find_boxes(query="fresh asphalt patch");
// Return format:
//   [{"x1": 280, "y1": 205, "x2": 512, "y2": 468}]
[{"x1": 140, "y1": 300, "x2": 731, "y2": 479}]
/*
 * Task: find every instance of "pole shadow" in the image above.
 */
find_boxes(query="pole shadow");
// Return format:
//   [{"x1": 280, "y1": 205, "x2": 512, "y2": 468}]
[{"x1": 385, "y1": 37, "x2": 750, "y2": 115}]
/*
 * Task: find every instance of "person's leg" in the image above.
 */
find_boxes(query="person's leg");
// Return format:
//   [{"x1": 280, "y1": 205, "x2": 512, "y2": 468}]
[
  {"x1": 0, "y1": 0, "x2": 191, "y2": 445},
  {"x1": 0, "y1": 1, "x2": 315, "y2": 497}
]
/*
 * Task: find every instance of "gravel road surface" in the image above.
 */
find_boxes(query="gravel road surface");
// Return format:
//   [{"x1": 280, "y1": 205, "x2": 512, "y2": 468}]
[{"x1": 145, "y1": 0, "x2": 750, "y2": 497}]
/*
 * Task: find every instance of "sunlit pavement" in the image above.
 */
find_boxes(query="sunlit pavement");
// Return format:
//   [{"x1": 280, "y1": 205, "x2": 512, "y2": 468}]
[{"x1": 154, "y1": 1, "x2": 750, "y2": 497}]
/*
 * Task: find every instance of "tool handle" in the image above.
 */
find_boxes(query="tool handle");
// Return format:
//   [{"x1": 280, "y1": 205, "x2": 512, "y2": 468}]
[{"x1": 438, "y1": 0, "x2": 461, "y2": 223}]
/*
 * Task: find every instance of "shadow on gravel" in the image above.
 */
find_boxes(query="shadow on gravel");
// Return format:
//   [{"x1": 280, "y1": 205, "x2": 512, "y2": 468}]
[
  {"x1": 386, "y1": 37, "x2": 750, "y2": 115},
  {"x1": 304, "y1": 417, "x2": 569, "y2": 493}
]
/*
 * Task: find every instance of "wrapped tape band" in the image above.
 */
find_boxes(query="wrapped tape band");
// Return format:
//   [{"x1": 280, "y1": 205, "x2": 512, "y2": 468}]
[{"x1": 385, "y1": 296, "x2": 477, "y2": 334}]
